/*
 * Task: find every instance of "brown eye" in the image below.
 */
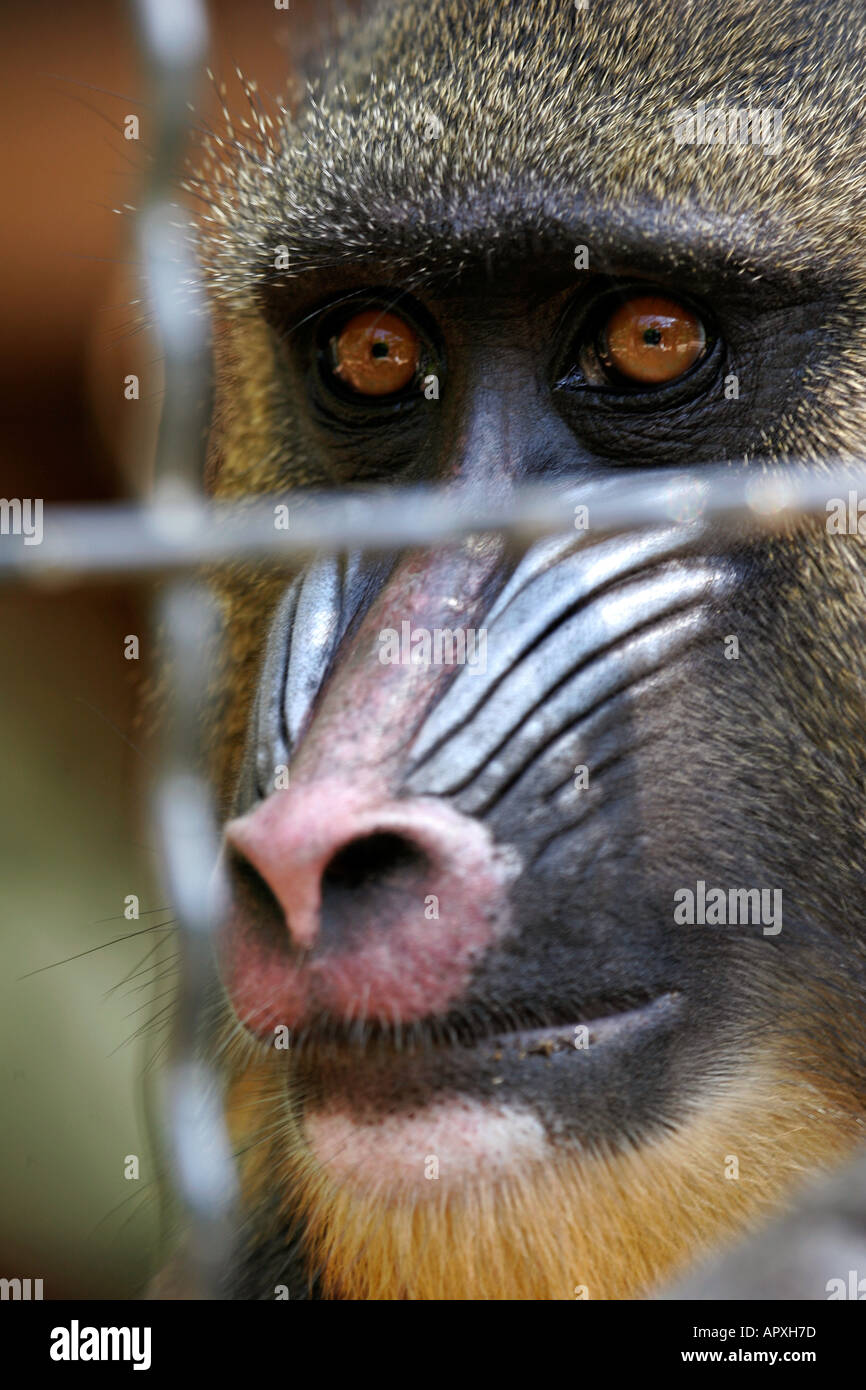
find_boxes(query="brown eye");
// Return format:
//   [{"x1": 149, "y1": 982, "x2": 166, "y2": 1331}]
[
  {"x1": 330, "y1": 309, "x2": 420, "y2": 396},
  {"x1": 600, "y1": 294, "x2": 706, "y2": 385}
]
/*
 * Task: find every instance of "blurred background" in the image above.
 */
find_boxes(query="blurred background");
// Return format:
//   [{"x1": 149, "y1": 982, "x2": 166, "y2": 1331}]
[{"x1": 0, "y1": 0, "x2": 329, "y2": 1297}]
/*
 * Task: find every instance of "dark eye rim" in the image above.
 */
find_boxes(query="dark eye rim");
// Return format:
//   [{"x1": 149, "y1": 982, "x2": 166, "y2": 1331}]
[
  {"x1": 312, "y1": 290, "x2": 443, "y2": 414},
  {"x1": 554, "y1": 280, "x2": 721, "y2": 406}
]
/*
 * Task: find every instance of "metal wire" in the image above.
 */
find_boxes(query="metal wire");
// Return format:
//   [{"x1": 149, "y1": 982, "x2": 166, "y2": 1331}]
[
  {"x1": 5, "y1": 465, "x2": 866, "y2": 585},
  {"x1": 133, "y1": 0, "x2": 237, "y2": 1299}
]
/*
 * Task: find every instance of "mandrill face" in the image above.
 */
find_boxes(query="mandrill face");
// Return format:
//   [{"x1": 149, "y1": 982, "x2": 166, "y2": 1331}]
[{"x1": 195, "y1": 0, "x2": 866, "y2": 1298}]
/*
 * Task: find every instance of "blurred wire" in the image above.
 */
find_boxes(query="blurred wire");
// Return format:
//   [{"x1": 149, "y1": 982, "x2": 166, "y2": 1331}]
[
  {"x1": 3, "y1": 464, "x2": 866, "y2": 585},
  {"x1": 132, "y1": 0, "x2": 237, "y2": 1300}
]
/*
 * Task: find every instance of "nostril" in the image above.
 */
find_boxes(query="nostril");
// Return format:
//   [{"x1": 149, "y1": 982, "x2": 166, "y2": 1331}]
[
  {"x1": 320, "y1": 831, "x2": 432, "y2": 947},
  {"x1": 323, "y1": 832, "x2": 431, "y2": 891}
]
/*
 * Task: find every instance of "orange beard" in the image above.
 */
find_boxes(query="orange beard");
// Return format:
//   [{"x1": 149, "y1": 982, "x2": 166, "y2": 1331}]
[{"x1": 225, "y1": 1040, "x2": 864, "y2": 1300}]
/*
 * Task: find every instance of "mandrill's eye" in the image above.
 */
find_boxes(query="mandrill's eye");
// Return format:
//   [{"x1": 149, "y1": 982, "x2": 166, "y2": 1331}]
[
  {"x1": 597, "y1": 294, "x2": 707, "y2": 387},
  {"x1": 328, "y1": 309, "x2": 421, "y2": 397},
  {"x1": 562, "y1": 286, "x2": 716, "y2": 398}
]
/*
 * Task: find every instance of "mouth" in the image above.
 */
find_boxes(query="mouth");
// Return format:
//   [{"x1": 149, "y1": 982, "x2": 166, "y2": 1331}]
[
  {"x1": 289, "y1": 989, "x2": 683, "y2": 1196},
  {"x1": 294, "y1": 990, "x2": 682, "y2": 1196},
  {"x1": 290, "y1": 988, "x2": 680, "y2": 1063}
]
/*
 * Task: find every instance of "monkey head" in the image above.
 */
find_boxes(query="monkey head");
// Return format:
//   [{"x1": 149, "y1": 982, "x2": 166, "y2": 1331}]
[{"x1": 192, "y1": 0, "x2": 866, "y2": 1298}]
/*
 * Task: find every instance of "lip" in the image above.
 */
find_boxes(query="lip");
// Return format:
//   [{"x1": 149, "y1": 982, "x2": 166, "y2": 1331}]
[
  {"x1": 289, "y1": 989, "x2": 681, "y2": 1072},
  {"x1": 286, "y1": 988, "x2": 688, "y2": 1185},
  {"x1": 294, "y1": 990, "x2": 685, "y2": 1165},
  {"x1": 469, "y1": 991, "x2": 681, "y2": 1058}
]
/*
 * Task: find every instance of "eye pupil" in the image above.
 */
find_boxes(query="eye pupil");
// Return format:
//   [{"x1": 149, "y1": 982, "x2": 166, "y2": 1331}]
[
  {"x1": 371, "y1": 341, "x2": 389, "y2": 358},
  {"x1": 643, "y1": 327, "x2": 663, "y2": 346}
]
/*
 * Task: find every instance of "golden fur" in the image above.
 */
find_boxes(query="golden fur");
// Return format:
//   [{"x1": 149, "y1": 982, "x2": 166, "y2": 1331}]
[{"x1": 224, "y1": 1034, "x2": 864, "y2": 1299}]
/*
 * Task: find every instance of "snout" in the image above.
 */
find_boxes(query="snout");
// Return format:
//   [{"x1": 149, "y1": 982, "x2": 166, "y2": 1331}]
[{"x1": 221, "y1": 781, "x2": 514, "y2": 1036}]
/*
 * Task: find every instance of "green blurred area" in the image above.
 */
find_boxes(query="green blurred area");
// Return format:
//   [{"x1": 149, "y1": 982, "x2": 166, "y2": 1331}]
[{"x1": 0, "y1": 588, "x2": 168, "y2": 1297}]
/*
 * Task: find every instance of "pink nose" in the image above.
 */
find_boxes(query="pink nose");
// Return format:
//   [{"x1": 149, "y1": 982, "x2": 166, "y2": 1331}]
[{"x1": 221, "y1": 780, "x2": 513, "y2": 1036}]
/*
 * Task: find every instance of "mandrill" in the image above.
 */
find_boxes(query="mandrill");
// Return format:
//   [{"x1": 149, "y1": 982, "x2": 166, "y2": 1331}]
[{"x1": 156, "y1": 0, "x2": 866, "y2": 1299}]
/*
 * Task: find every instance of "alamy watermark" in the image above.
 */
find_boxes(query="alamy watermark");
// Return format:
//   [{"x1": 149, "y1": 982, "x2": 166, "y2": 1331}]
[
  {"x1": 674, "y1": 880, "x2": 782, "y2": 935},
  {"x1": 49, "y1": 1321, "x2": 151, "y2": 1371},
  {"x1": 0, "y1": 497, "x2": 43, "y2": 545},
  {"x1": 826, "y1": 492, "x2": 866, "y2": 534},
  {"x1": 673, "y1": 101, "x2": 784, "y2": 153},
  {"x1": 0, "y1": 1276, "x2": 43, "y2": 1299},
  {"x1": 826, "y1": 1270, "x2": 866, "y2": 1299},
  {"x1": 378, "y1": 621, "x2": 487, "y2": 672}
]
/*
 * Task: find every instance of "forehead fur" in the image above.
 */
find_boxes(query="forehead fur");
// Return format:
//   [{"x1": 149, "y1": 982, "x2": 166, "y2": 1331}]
[{"x1": 195, "y1": 0, "x2": 866, "y2": 303}]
